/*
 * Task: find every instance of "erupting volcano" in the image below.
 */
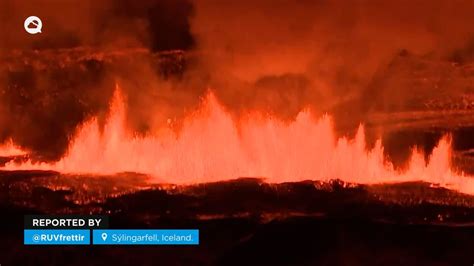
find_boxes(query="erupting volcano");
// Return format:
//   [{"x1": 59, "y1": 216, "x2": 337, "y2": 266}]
[
  {"x1": 4, "y1": 1, "x2": 474, "y2": 264},
  {"x1": 1, "y1": 84, "x2": 473, "y2": 194}
]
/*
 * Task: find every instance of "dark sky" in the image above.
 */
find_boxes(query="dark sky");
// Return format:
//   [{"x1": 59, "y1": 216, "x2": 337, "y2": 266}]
[{"x1": 0, "y1": 0, "x2": 194, "y2": 52}]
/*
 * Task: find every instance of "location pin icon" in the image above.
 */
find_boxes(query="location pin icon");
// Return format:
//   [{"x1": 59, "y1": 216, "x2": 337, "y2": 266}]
[{"x1": 101, "y1": 232, "x2": 108, "y2": 241}]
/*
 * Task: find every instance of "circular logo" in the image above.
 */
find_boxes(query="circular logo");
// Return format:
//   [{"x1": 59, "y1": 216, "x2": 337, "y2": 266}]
[{"x1": 24, "y1": 16, "x2": 42, "y2": 35}]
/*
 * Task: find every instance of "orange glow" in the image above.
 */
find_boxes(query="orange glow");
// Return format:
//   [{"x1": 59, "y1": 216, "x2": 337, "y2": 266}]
[
  {"x1": 0, "y1": 139, "x2": 27, "y2": 157},
  {"x1": 3, "y1": 85, "x2": 474, "y2": 194}
]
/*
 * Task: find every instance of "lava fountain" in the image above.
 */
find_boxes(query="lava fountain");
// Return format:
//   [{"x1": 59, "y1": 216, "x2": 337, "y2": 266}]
[
  {"x1": 2, "y1": 85, "x2": 474, "y2": 194},
  {"x1": 0, "y1": 139, "x2": 27, "y2": 157}
]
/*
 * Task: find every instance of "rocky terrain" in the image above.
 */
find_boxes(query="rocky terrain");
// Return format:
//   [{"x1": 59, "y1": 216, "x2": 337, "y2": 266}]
[{"x1": 1, "y1": 172, "x2": 474, "y2": 265}]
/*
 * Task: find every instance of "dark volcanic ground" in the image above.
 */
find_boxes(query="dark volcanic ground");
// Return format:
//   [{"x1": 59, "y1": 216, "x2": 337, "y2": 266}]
[{"x1": 1, "y1": 171, "x2": 474, "y2": 265}]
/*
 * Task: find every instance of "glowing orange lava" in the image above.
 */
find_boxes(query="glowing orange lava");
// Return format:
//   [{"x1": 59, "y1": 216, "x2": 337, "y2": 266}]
[
  {"x1": 0, "y1": 139, "x2": 27, "y2": 157},
  {"x1": 3, "y1": 86, "x2": 474, "y2": 194}
]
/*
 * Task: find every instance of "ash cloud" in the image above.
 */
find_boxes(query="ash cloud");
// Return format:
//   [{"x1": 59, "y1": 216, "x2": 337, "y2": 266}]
[
  {"x1": 0, "y1": 0, "x2": 194, "y2": 52},
  {"x1": 2, "y1": 0, "x2": 474, "y2": 159},
  {"x1": 190, "y1": 0, "x2": 474, "y2": 116}
]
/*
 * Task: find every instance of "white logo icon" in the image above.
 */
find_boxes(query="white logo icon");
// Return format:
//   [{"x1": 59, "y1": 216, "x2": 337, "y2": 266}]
[
  {"x1": 24, "y1": 16, "x2": 42, "y2": 34},
  {"x1": 101, "y1": 232, "x2": 108, "y2": 241}
]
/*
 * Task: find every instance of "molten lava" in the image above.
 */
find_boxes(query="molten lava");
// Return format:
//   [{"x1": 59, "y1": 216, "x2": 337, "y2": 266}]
[
  {"x1": 0, "y1": 139, "x2": 27, "y2": 157},
  {"x1": 2, "y1": 86, "x2": 474, "y2": 194}
]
